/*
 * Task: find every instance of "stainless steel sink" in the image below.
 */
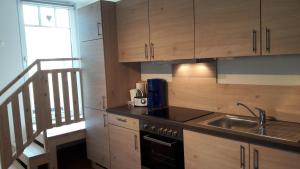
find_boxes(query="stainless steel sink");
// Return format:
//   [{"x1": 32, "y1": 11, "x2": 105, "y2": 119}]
[
  {"x1": 205, "y1": 115, "x2": 258, "y2": 133},
  {"x1": 203, "y1": 115, "x2": 300, "y2": 143}
]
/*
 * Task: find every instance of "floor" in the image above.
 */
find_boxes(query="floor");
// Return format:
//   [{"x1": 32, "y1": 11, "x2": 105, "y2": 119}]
[{"x1": 64, "y1": 159, "x2": 93, "y2": 169}]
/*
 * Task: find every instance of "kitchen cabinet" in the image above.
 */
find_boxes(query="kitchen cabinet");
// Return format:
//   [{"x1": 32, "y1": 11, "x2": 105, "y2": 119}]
[
  {"x1": 261, "y1": 0, "x2": 300, "y2": 55},
  {"x1": 184, "y1": 130, "x2": 300, "y2": 169},
  {"x1": 250, "y1": 144, "x2": 300, "y2": 169},
  {"x1": 78, "y1": 1, "x2": 140, "y2": 168},
  {"x1": 85, "y1": 108, "x2": 110, "y2": 168},
  {"x1": 194, "y1": 0, "x2": 260, "y2": 58},
  {"x1": 108, "y1": 114, "x2": 141, "y2": 169},
  {"x1": 117, "y1": 0, "x2": 150, "y2": 62},
  {"x1": 117, "y1": 0, "x2": 300, "y2": 61},
  {"x1": 78, "y1": 1, "x2": 102, "y2": 42},
  {"x1": 149, "y1": 0, "x2": 194, "y2": 61},
  {"x1": 117, "y1": 0, "x2": 194, "y2": 62},
  {"x1": 184, "y1": 130, "x2": 249, "y2": 169},
  {"x1": 81, "y1": 39, "x2": 107, "y2": 110}
]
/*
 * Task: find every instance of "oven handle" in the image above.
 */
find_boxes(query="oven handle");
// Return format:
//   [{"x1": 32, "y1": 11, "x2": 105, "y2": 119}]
[{"x1": 143, "y1": 135, "x2": 175, "y2": 147}]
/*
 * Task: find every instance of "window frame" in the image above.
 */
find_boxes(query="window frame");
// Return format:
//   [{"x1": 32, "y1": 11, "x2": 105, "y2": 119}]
[{"x1": 18, "y1": 1, "x2": 80, "y2": 68}]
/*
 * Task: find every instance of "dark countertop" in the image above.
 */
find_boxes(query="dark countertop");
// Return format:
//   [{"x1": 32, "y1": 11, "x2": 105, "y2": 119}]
[{"x1": 107, "y1": 105, "x2": 300, "y2": 153}]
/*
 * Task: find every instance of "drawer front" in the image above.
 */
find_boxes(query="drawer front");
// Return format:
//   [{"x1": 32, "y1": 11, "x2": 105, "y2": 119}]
[{"x1": 108, "y1": 113, "x2": 139, "y2": 131}]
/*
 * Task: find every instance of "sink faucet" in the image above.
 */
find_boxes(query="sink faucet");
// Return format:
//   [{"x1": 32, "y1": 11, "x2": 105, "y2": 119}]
[
  {"x1": 255, "y1": 107, "x2": 266, "y2": 126},
  {"x1": 237, "y1": 102, "x2": 266, "y2": 127}
]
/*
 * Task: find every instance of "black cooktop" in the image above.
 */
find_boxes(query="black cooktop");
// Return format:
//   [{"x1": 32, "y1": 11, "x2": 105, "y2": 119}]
[{"x1": 145, "y1": 106, "x2": 212, "y2": 122}]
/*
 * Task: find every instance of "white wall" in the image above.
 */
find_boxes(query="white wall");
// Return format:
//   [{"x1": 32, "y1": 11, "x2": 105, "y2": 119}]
[{"x1": 0, "y1": 0, "x2": 23, "y2": 90}]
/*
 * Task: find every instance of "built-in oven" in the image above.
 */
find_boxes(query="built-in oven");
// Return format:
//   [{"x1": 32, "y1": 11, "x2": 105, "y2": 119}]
[{"x1": 140, "y1": 120, "x2": 184, "y2": 169}]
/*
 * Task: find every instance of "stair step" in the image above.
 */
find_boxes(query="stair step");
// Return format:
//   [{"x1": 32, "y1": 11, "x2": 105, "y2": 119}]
[
  {"x1": 19, "y1": 142, "x2": 47, "y2": 167},
  {"x1": 35, "y1": 133, "x2": 45, "y2": 148},
  {"x1": 8, "y1": 161, "x2": 25, "y2": 169}
]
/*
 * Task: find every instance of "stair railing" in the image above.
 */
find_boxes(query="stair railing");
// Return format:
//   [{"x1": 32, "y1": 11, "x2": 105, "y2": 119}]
[{"x1": 0, "y1": 58, "x2": 84, "y2": 169}]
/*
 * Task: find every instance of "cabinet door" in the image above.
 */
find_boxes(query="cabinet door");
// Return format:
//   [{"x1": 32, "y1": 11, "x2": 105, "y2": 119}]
[
  {"x1": 109, "y1": 124, "x2": 141, "y2": 169},
  {"x1": 261, "y1": 0, "x2": 300, "y2": 55},
  {"x1": 78, "y1": 1, "x2": 102, "y2": 42},
  {"x1": 117, "y1": 0, "x2": 150, "y2": 62},
  {"x1": 85, "y1": 108, "x2": 110, "y2": 168},
  {"x1": 250, "y1": 144, "x2": 300, "y2": 169},
  {"x1": 184, "y1": 130, "x2": 249, "y2": 169},
  {"x1": 149, "y1": 0, "x2": 194, "y2": 61},
  {"x1": 81, "y1": 39, "x2": 107, "y2": 110},
  {"x1": 195, "y1": 0, "x2": 260, "y2": 58}
]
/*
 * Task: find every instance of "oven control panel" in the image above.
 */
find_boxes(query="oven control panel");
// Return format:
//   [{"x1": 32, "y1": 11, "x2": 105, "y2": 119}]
[{"x1": 140, "y1": 120, "x2": 183, "y2": 140}]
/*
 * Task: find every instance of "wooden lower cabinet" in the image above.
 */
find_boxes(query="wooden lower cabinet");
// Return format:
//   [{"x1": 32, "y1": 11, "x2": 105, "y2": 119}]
[
  {"x1": 109, "y1": 124, "x2": 141, "y2": 169},
  {"x1": 184, "y1": 130, "x2": 249, "y2": 169},
  {"x1": 250, "y1": 144, "x2": 300, "y2": 169},
  {"x1": 85, "y1": 108, "x2": 110, "y2": 168},
  {"x1": 184, "y1": 130, "x2": 300, "y2": 169}
]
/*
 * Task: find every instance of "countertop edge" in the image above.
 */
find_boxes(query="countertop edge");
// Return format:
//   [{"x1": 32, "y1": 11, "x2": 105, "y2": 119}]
[{"x1": 106, "y1": 106, "x2": 300, "y2": 153}]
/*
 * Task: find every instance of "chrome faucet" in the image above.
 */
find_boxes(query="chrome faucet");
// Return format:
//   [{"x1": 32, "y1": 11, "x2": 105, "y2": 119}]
[
  {"x1": 255, "y1": 107, "x2": 266, "y2": 126},
  {"x1": 237, "y1": 102, "x2": 266, "y2": 128}
]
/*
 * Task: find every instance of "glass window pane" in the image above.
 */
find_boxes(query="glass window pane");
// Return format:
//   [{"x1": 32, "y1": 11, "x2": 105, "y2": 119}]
[
  {"x1": 24, "y1": 26, "x2": 72, "y2": 67},
  {"x1": 23, "y1": 5, "x2": 39, "y2": 25},
  {"x1": 40, "y1": 7, "x2": 55, "y2": 27},
  {"x1": 56, "y1": 8, "x2": 70, "y2": 28}
]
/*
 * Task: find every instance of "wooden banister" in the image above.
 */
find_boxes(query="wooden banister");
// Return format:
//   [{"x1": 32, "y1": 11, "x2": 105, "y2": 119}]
[
  {"x1": 0, "y1": 58, "x2": 83, "y2": 169},
  {"x1": 0, "y1": 60, "x2": 39, "y2": 97},
  {"x1": 0, "y1": 58, "x2": 80, "y2": 98}
]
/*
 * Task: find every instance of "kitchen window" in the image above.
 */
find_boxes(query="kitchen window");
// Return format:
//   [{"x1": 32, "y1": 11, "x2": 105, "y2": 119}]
[{"x1": 21, "y1": 2, "x2": 79, "y2": 69}]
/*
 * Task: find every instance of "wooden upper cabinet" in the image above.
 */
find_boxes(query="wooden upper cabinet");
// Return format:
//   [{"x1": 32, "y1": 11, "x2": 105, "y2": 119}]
[
  {"x1": 250, "y1": 144, "x2": 300, "y2": 169},
  {"x1": 149, "y1": 0, "x2": 194, "y2": 61},
  {"x1": 195, "y1": 0, "x2": 260, "y2": 58},
  {"x1": 261, "y1": 0, "x2": 300, "y2": 55},
  {"x1": 78, "y1": 1, "x2": 102, "y2": 42},
  {"x1": 117, "y1": 0, "x2": 150, "y2": 62},
  {"x1": 184, "y1": 130, "x2": 250, "y2": 169}
]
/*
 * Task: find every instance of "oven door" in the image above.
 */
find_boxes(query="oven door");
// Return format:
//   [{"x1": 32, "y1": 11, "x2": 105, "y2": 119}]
[{"x1": 141, "y1": 132, "x2": 184, "y2": 169}]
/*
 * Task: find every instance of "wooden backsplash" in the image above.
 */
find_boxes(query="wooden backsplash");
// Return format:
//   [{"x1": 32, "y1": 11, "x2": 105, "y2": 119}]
[{"x1": 168, "y1": 62, "x2": 300, "y2": 123}]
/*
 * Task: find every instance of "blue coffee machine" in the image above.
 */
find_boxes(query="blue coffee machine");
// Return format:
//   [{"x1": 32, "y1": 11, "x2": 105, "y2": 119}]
[{"x1": 147, "y1": 79, "x2": 167, "y2": 109}]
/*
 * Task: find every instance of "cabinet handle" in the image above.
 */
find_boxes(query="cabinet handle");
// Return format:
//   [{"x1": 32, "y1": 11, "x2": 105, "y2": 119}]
[
  {"x1": 150, "y1": 43, "x2": 154, "y2": 60},
  {"x1": 97, "y1": 22, "x2": 101, "y2": 36},
  {"x1": 240, "y1": 146, "x2": 245, "y2": 169},
  {"x1": 252, "y1": 30, "x2": 257, "y2": 53},
  {"x1": 134, "y1": 134, "x2": 138, "y2": 151},
  {"x1": 103, "y1": 114, "x2": 107, "y2": 127},
  {"x1": 102, "y1": 96, "x2": 106, "y2": 110},
  {"x1": 116, "y1": 118, "x2": 127, "y2": 123},
  {"x1": 266, "y1": 28, "x2": 271, "y2": 52},
  {"x1": 254, "y1": 149, "x2": 259, "y2": 169},
  {"x1": 143, "y1": 135, "x2": 174, "y2": 147},
  {"x1": 145, "y1": 43, "x2": 149, "y2": 59}
]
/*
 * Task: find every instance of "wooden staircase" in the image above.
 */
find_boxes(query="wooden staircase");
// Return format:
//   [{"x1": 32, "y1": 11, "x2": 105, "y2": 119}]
[
  {"x1": 2, "y1": 135, "x2": 45, "y2": 169},
  {"x1": 18, "y1": 135, "x2": 47, "y2": 169},
  {"x1": 0, "y1": 58, "x2": 85, "y2": 169}
]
